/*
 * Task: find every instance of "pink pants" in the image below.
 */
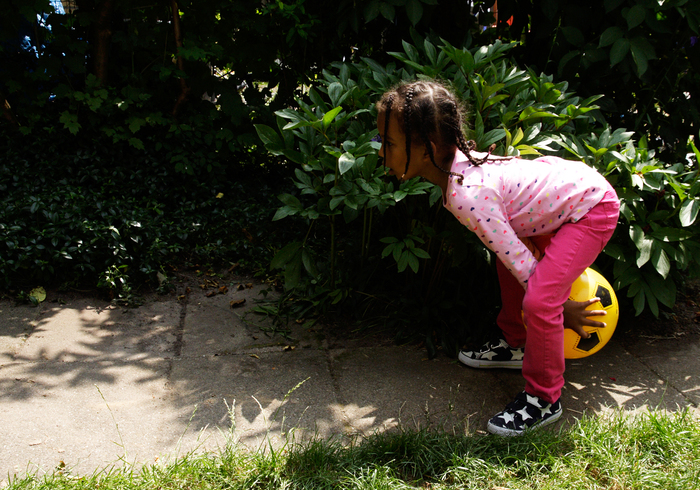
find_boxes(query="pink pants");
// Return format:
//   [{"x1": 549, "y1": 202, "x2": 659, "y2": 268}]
[{"x1": 496, "y1": 188, "x2": 620, "y2": 404}]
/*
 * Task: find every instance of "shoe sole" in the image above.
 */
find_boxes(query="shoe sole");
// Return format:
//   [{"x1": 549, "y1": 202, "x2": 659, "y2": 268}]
[
  {"x1": 486, "y1": 409, "x2": 563, "y2": 437},
  {"x1": 458, "y1": 351, "x2": 523, "y2": 369}
]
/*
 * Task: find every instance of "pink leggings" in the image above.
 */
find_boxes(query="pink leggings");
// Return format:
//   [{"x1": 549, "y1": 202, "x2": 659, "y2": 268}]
[{"x1": 496, "y1": 188, "x2": 620, "y2": 404}]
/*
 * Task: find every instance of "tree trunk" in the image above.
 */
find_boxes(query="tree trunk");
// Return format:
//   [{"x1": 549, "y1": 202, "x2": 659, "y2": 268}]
[
  {"x1": 170, "y1": 0, "x2": 190, "y2": 116},
  {"x1": 93, "y1": 0, "x2": 115, "y2": 85}
]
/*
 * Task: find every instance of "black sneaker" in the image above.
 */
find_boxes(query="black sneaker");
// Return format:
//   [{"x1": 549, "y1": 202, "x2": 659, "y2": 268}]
[
  {"x1": 458, "y1": 338, "x2": 524, "y2": 369},
  {"x1": 487, "y1": 391, "x2": 562, "y2": 437}
]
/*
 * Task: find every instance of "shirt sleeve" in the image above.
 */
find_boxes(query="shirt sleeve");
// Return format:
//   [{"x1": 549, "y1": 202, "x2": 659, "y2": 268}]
[{"x1": 450, "y1": 184, "x2": 538, "y2": 289}]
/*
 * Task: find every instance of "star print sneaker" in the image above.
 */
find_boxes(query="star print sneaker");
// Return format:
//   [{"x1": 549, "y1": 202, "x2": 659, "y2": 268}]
[
  {"x1": 458, "y1": 338, "x2": 524, "y2": 369},
  {"x1": 487, "y1": 391, "x2": 562, "y2": 437}
]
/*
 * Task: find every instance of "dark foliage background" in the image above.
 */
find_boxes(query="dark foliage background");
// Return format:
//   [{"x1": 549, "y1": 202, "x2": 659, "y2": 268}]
[{"x1": 1, "y1": 0, "x2": 698, "y2": 347}]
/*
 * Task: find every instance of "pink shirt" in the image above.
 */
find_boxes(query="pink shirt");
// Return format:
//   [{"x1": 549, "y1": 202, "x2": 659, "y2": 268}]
[{"x1": 443, "y1": 151, "x2": 608, "y2": 289}]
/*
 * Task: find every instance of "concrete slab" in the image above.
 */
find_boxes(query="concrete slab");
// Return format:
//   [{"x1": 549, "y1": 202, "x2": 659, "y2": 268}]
[
  {"x1": 1, "y1": 283, "x2": 698, "y2": 485},
  {"x1": 0, "y1": 302, "x2": 39, "y2": 362},
  {"x1": 563, "y1": 339, "x2": 694, "y2": 417},
  {"x1": 15, "y1": 299, "x2": 180, "y2": 363},
  {"x1": 182, "y1": 285, "x2": 317, "y2": 358},
  {"x1": 328, "y1": 344, "x2": 513, "y2": 436},
  {"x1": 0, "y1": 358, "x2": 172, "y2": 478},
  {"x1": 616, "y1": 337, "x2": 700, "y2": 406}
]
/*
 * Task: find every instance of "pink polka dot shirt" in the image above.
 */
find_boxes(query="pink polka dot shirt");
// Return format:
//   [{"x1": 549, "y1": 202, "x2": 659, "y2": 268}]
[{"x1": 443, "y1": 151, "x2": 608, "y2": 289}]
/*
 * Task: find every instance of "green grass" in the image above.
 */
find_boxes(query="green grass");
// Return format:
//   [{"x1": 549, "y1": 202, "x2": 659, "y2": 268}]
[{"x1": 6, "y1": 409, "x2": 700, "y2": 489}]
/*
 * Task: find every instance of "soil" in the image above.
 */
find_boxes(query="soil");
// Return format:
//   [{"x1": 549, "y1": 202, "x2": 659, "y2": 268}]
[{"x1": 617, "y1": 278, "x2": 700, "y2": 346}]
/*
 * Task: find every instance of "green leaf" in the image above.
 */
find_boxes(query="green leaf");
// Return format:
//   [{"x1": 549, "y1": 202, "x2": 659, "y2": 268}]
[
  {"x1": 649, "y1": 227, "x2": 694, "y2": 241},
  {"x1": 284, "y1": 252, "x2": 302, "y2": 290},
  {"x1": 302, "y1": 248, "x2": 319, "y2": 278},
  {"x1": 407, "y1": 253, "x2": 419, "y2": 273},
  {"x1": 651, "y1": 246, "x2": 671, "y2": 279},
  {"x1": 328, "y1": 83, "x2": 343, "y2": 107},
  {"x1": 599, "y1": 26, "x2": 623, "y2": 47},
  {"x1": 561, "y1": 26, "x2": 585, "y2": 47},
  {"x1": 632, "y1": 287, "x2": 646, "y2": 316},
  {"x1": 610, "y1": 37, "x2": 630, "y2": 66},
  {"x1": 255, "y1": 124, "x2": 284, "y2": 152},
  {"x1": 412, "y1": 248, "x2": 430, "y2": 259},
  {"x1": 406, "y1": 0, "x2": 423, "y2": 26},
  {"x1": 361, "y1": 57, "x2": 387, "y2": 75},
  {"x1": 128, "y1": 137, "x2": 145, "y2": 150},
  {"x1": 323, "y1": 106, "x2": 343, "y2": 129},
  {"x1": 629, "y1": 40, "x2": 649, "y2": 76},
  {"x1": 271, "y1": 242, "x2": 302, "y2": 270},
  {"x1": 364, "y1": 0, "x2": 380, "y2": 22},
  {"x1": 423, "y1": 39, "x2": 436, "y2": 64},
  {"x1": 338, "y1": 153, "x2": 356, "y2": 174},
  {"x1": 481, "y1": 128, "x2": 507, "y2": 148},
  {"x1": 402, "y1": 40, "x2": 420, "y2": 62},
  {"x1": 273, "y1": 206, "x2": 297, "y2": 221},
  {"x1": 397, "y1": 250, "x2": 410, "y2": 272},
  {"x1": 380, "y1": 2, "x2": 396, "y2": 21},
  {"x1": 626, "y1": 4, "x2": 646, "y2": 30},
  {"x1": 59, "y1": 111, "x2": 81, "y2": 135},
  {"x1": 604, "y1": 0, "x2": 625, "y2": 13},
  {"x1": 278, "y1": 193, "x2": 302, "y2": 208},
  {"x1": 636, "y1": 238, "x2": 653, "y2": 267},
  {"x1": 446, "y1": 47, "x2": 475, "y2": 73},
  {"x1": 680, "y1": 199, "x2": 699, "y2": 226}
]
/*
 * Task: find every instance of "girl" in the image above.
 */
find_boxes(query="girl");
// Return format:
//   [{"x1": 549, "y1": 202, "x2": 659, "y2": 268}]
[{"x1": 376, "y1": 80, "x2": 620, "y2": 437}]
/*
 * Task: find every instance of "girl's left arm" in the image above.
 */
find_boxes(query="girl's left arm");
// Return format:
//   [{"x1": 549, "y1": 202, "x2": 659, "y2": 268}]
[{"x1": 454, "y1": 187, "x2": 538, "y2": 289}]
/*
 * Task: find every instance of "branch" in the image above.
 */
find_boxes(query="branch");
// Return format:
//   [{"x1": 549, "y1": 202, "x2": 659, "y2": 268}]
[{"x1": 1, "y1": 91, "x2": 20, "y2": 127}]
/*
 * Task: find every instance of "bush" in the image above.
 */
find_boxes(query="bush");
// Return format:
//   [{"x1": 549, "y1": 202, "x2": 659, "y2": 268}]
[
  {"x1": 0, "y1": 131, "x2": 290, "y2": 298},
  {"x1": 255, "y1": 35, "x2": 700, "y2": 352}
]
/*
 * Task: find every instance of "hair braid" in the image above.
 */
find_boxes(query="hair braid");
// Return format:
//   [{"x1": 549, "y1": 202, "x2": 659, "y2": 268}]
[{"x1": 402, "y1": 86, "x2": 415, "y2": 178}]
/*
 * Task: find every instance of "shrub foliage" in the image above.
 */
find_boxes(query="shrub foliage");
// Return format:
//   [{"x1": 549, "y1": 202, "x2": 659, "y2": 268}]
[{"x1": 255, "y1": 36, "x2": 700, "y2": 350}]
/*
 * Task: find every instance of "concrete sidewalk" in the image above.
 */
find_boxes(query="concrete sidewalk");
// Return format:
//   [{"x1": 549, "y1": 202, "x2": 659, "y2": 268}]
[{"x1": 1, "y1": 275, "x2": 699, "y2": 484}]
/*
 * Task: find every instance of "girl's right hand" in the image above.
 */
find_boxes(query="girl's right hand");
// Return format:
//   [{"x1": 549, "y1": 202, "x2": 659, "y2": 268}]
[{"x1": 562, "y1": 298, "x2": 607, "y2": 339}]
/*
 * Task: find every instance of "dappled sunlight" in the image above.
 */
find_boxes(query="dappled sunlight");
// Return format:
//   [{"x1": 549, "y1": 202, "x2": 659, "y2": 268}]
[{"x1": 1, "y1": 284, "x2": 699, "y2": 480}]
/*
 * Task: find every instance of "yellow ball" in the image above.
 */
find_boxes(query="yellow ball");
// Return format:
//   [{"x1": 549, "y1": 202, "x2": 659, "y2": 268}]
[{"x1": 563, "y1": 268, "x2": 619, "y2": 359}]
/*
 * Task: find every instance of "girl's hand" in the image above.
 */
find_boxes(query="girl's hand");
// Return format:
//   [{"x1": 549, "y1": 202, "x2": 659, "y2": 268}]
[{"x1": 562, "y1": 299, "x2": 606, "y2": 339}]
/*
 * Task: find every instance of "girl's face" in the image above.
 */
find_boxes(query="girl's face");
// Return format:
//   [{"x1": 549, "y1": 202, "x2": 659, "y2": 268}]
[{"x1": 376, "y1": 111, "x2": 430, "y2": 182}]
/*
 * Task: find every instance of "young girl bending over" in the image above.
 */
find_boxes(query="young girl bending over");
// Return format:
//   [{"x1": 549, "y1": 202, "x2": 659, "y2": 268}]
[{"x1": 376, "y1": 80, "x2": 619, "y2": 437}]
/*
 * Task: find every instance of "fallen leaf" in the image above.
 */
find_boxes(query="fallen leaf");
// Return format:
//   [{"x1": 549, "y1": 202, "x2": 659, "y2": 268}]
[
  {"x1": 250, "y1": 354, "x2": 259, "y2": 359},
  {"x1": 29, "y1": 286, "x2": 46, "y2": 303},
  {"x1": 283, "y1": 345, "x2": 296, "y2": 351},
  {"x1": 216, "y1": 192, "x2": 224, "y2": 198},
  {"x1": 245, "y1": 283, "x2": 253, "y2": 289},
  {"x1": 218, "y1": 285, "x2": 228, "y2": 294},
  {"x1": 206, "y1": 291, "x2": 217, "y2": 297},
  {"x1": 230, "y1": 299, "x2": 246, "y2": 308},
  {"x1": 29, "y1": 440, "x2": 43, "y2": 446},
  {"x1": 237, "y1": 284, "x2": 245, "y2": 291}
]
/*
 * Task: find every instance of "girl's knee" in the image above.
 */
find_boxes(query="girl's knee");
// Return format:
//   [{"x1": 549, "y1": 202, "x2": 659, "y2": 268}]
[{"x1": 522, "y1": 291, "x2": 547, "y2": 315}]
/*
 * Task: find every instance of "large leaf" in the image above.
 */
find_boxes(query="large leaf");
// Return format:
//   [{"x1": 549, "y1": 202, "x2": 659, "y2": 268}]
[
  {"x1": 610, "y1": 37, "x2": 630, "y2": 66},
  {"x1": 680, "y1": 199, "x2": 700, "y2": 227},
  {"x1": 406, "y1": 0, "x2": 423, "y2": 26}
]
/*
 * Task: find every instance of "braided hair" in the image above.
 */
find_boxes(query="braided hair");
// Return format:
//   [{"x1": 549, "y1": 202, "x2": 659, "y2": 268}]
[{"x1": 376, "y1": 80, "x2": 504, "y2": 185}]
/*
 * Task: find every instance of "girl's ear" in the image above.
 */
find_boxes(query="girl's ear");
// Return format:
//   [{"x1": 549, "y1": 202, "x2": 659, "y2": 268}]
[{"x1": 422, "y1": 140, "x2": 438, "y2": 159}]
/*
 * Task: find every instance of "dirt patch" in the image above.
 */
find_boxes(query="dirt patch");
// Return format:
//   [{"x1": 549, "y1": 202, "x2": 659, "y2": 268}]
[{"x1": 617, "y1": 278, "x2": 700, "y2": 346}]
